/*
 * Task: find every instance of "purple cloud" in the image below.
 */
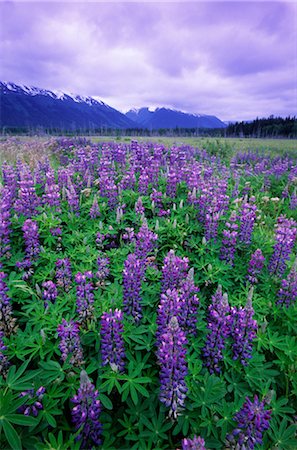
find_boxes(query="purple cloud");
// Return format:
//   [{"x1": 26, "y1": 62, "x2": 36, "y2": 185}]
[{"x1": 0, "y1": 1, "x2": 296, "y2": 121}]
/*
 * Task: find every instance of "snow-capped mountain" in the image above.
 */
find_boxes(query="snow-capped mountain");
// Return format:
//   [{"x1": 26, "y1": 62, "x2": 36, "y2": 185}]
[
  {"x1": 0, "y1": 82, "x2": 136, "y2": 129},
  {"x1": 126, "y1": 107, "x2": 226, "y2": 129}
]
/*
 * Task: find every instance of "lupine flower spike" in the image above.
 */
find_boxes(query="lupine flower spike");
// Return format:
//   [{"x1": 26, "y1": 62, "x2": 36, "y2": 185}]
[
  {"x1": 227, "y1": 395, "x2": 271, "y2": 449},
  {"x1": 157, "y1": 316, "x2": 188, "y2": 419},
  {"x1": 71, "y1": 370, "x2": 102, "y2": 448},
  {"x1": 181, "y1": 435, "x2": 206, "y2": 450}
]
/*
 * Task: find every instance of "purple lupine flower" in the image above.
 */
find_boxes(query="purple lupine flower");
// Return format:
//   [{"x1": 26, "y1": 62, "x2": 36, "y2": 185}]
[
  {"x1": 220, "y1": 212, "x2": 238, "y2": 266},
  {"x1": 100, "y1": 309, "x2": 125, "y2": 372},
  {"x1": 90, "y1": 196, "x2": 100, "y2": 219},
  {"x1": 99, "y1": 175, "x2": 118, "y2": 209},
  {"x1": 178, "y1": 268, "x2": 200, "y2": 336},
  {"x1": 227, "y1": 395, "x2": 271, "y2": 449},
  {"x1": 181, "y1": 435, "x2": 206, "y2": 450},
  {"x1": 238, "y1": 197, "x2": 257, "y2": 245},
  {"x1": 230, "y1": 288, "x2": 257, "y2": 365},
  {"x1": 43, "y1": 171, "x2": 61, "y2": 212},
  {"x1": 0, "y1": 272, "x2": 17, "y2": 337},
  {"x1": 22, "y1": 219, "x2": 40, "y2": 260},
  {"x1": 96, "y1": 256, "x2": 110, "y2": 282},
  {"x1": 202, "y1": 286, "x2": 230, "y2": 374},
  {"x1": 19, "y1": 387, "x2": 46, "y2": 417},
  {"x1": 247, "y1": 249, "x2": 265, "y2": 285},
  {"x1": 156, "y1": 288, "x2": 181, "y2": 346},
  {"x1": 2, "y1": 162, "x2": 17, "y2": 202},
  {"x1": 14, "y1": 166, "x2": 40, "y2": 217},
  {"x1": 290, "y1": 191, "x2": 297, "y2": 210},
  {"x1": 166, "y1": 167, "x2": 178, "y2": 198},
  {"x1": 0, "y1": 188, "x2": 12, "y2": 260},
  {"x1": 157, "y1": 316, "x2": 188, "y2": 419},
  {"x1": 123, "y1": 253, "x2": 145, "y2": 322},
  {"x1": 71, "y1": 370, "x2": 102, "y2": 448},
  {"x1": 150, "y1": 189, "x2": 163, "y2": 210},
  {"x1": 66, "y1": 182, "x2": 80, "y2": 214},
  {"x1": 135, "y1": 197, "x2": 145, "y2": 215},
  {"x1": 161, "y1": 250, "x2": 189, "y2": 293},
  {"x1": 276, "y1": 260, "x2": 297, "y2": 307},
  {"x1": 122, "y1": 227, "x2": 135, "y2": 243},
  {"x1": 138, "y1": 168, "x2": 149, "y2": 195},
  {"x1": 55, "y1": 258, "x2": 72, "y2": 292},
  {"x1": 0, "y1": 331, "x2": 9, "y2": 377},
  {"x1": 15, "y1": 258, "x2": 33, "y2": 280},
  {"x1": 134, "y1": 221, "x2": 158, "y2": 261},
  {"x1": 75, "y1": 272, "x2": 95, "y2": 324},
  {"x1": 57, "y1": 319, "x2": 84, "y2": 366},
  {"x1": 42, "y1": 281, "x2": 58, "y2": 307},
  {"x1": 268, "y1": 215, "x2": 297, "y2": 277}
]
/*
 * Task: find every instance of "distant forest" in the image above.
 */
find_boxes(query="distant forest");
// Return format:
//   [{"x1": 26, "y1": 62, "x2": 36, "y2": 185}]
[{"x1": 2, "y1": 116, "x2": 296, "y2": 138}]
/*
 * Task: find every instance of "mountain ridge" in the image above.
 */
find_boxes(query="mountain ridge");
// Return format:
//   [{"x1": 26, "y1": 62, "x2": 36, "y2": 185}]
[
  {"x1": 0, "y1": 81, "x2": 227, "y2": 130},
  {"x1": 0, "y1": 82, "x2": 135, "y2": 129},
  {"x1": 126, "y1": 106, "x2": 227, "y2": 129}
]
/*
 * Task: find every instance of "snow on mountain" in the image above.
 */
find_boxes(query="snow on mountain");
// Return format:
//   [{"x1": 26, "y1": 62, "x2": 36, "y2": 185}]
[{"x1": 0, "y1": 81, "x2": 136, "y2": 129}]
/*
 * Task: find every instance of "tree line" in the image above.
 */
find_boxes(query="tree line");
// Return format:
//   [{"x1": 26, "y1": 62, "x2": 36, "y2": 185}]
[{"x1": 1, "y1": 116, "x2": 296, "y2": 138}]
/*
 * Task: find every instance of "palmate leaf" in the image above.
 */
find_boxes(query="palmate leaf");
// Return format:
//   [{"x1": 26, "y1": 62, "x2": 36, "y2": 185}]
[
  {"x1": 268, "y1": 418, "x2": 297, "y2": 450},
  {"x1": 190, "y1": 374, "x2": 226, "y2": 414}
]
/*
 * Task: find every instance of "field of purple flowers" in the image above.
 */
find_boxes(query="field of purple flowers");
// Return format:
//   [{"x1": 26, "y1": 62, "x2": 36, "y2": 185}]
[{"x1": 0, "y1": 138, "x2": 297, "y2": 450}]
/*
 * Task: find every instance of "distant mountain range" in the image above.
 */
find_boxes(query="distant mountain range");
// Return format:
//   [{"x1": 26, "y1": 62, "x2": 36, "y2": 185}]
[
  {"x1": 126, "y1": 107, "x2": 226, "y2": 129},
  {"x1": 0, "y1": 81, "x2": 227, "y2": 130},
  {"x1": 0, "y1": 82, "x2": 135, "y2": 129}
]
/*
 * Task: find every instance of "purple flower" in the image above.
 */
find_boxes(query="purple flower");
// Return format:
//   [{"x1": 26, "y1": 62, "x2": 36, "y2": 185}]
[
  {"x1": 178, "y1": 268, "x2": 200, "y2": 336},
  {"x1": 96, "y1": 256, "x2": 110, "y2": 282},
  {"x1": 247, "y1": 249, "x2": 265, "y2": 285},
  {"x1": 166, "y1": 167, "x2": 178, "y2": 198},
  {"x1": 135, "y1": 221, "x2": 158, "y2": 261},
  {"x1": 0, "y1": 188, "x2": 12, "y2": 260},
  {"x1": 75, "y1": 272, "x2": 95, "y2": 324},
  {"x1": 138, "y1": 169, "x2": 149, "y2": 195},
  {"x1": 19, "y1": 387, "x2": 46, "y2": 417},
  {"x1": 268, "y1": 215, "x2": 297, "y2": 277},
  {"x1": 0, "y1": 272, "x2": 17, "y2": 337},
  {"x1": 230, "y1": 288, "x2": 257, "y2": 365},
  {"x1": 66, "y1": 182, "x2": 80, "y2": 214},
  {"x1": 161, "y1": 250, "x2": 189, "y2": 292},
  {"x1": 181, "y1": 435, "x2": 206, "y2": 450},
  {"x1": 227, "y1": 395, "x2": 271, "y2": 449},
  {"x1": 101, "y1": 309, "x2": 125, "y2": 372},
  {"x1": 276, "y1": 260, "x2": 297, "y2": 307},
  {"x1": 123, "y1": 253, "x2": 145, "y2": 322},
  {"x1": 43, "y1": 170, "x2": 61, "y2": 212},
  {"x1": 42, "y1": 281, "x2": 58, "y2": 307},
  {"x1": 156, "y1": 288, "x2": 181, "y2": 346},
  {"x1": 135, "y1": 197, "x2": 145, "y2": 215},
  {"x1": 55, "y1": 258, "x2": 72, "y2": 292},
  {"x1": 71, "y1": 370, "x2": 102, "y2": 448},
  {"x1": 22, "y1": 219, "x2": 40, "y2": 260},
  {"x1": 14, "y1": 166, "x2": 40, "y2": 217},
  {"x1": 238, "y1": 198, "x2": 257, "y2": 245},
  {"x1": 220, "y1": 212, "x2": 238, "y2": 266},
  {"x1": 0, "y1": 331, "x2": 9, "y2": 377},
  {"x1": 157, "y1": 316, "x2": 188, "y2": 419},
  {"x1": 90, "y1": 196, "x2": 100, "y2": 219},
  {"x1": 202, "y1": 286, "x2": 230, "y2": 374},
  {"x1": 57, "y1": 319, "x2": 84, "y2": 366}
]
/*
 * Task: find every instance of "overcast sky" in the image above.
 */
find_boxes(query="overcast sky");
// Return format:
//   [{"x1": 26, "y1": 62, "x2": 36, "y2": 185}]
[{"x1": 0, "y1": 0, "x2": 296, "y2": 121}]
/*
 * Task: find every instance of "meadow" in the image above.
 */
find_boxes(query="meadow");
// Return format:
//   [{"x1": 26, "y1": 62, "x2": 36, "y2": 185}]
[{"x1": 0, "y1": 136, "x2": 297, "y2": 450}]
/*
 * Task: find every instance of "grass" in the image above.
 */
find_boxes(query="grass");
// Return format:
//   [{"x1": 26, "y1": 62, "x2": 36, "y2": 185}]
[{"x1": 0, "y1": 136, "x2": 296, "y2": 165}]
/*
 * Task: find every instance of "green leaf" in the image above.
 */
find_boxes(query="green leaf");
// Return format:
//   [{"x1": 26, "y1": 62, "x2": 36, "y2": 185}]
[
  {"x1": 99, "y1": 393, "x2": 113, "y2": 410},
  {"x1": 5, "y1": 414, "x2": 38, "y2": 427},
  {"x1": 3, "y1": 420, "x2": 22, "y2": 450}
]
